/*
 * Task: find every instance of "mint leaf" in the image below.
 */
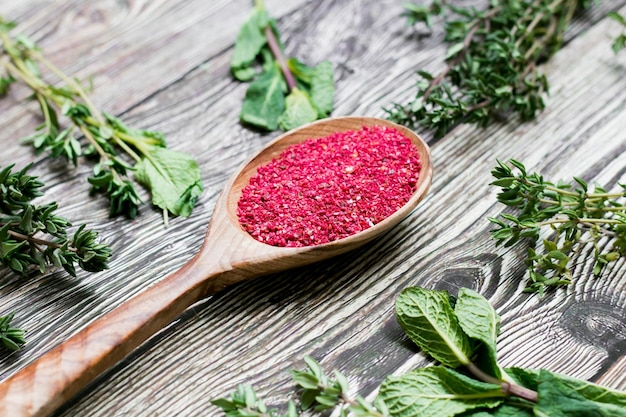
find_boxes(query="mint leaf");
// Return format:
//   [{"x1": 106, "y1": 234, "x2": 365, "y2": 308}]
[
  {"x1": 458, "y1": 402, "x2": 534, "y2": 416},
  {"x1": 378, "y1": 366, "x2": 505, "y2": 417},
  {"x1": 231, "y1": 7, "x2": 269, "y2": 81},
  {"x1": 287, "y1": 57, "x2": 316, "y2": 83},
  {"x1": 240, "y1": 64, "x2": 286, "y2": 130},
  {"x1": 396, "y1": 287, "x2": 472, "y2": 367},
  {"x1": 455, "y1": 288, "x2": 501, "y2": 378},
  {"x1": 278, "y1": 87, "x2": 318, "y2": 131},
  {"x1": 535, "y1": 370, "x2": 610, "y2": 416},
  {"x1": 135, "y1": 147, "x2": 203, "y2": 217},
  {"x1": 309, "y1": 60, "x2": 334, "y2": 117},
  {"x1": 504, "y1": 367, "x2": 539, "y2": 391},
  {"x1": 536, "y1": 370, "x2": 626, "y2": 416},
  {"x1": 287, "y1": 58, "x2": 334, "y2": 117}
]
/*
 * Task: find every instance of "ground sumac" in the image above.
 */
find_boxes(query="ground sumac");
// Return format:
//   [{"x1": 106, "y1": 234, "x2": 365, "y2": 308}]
[{"x1": 237, "y1": 125, "x2": 421, "y2": 247}]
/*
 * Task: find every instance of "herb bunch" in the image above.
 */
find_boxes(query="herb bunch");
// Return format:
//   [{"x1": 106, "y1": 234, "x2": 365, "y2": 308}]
[
  {"x1": 489, "y1": 159, "x2": 626, "y2": 294},
  {"x1": 213, "y1": 287, "x2": 626, "y2": 416},
  {"x1": 387, "y1": 0, "x2": 592, "y2": 138},
  {"x1": 0, "y1": 17, "x2": 203, "y2": 221},
  {"x1": 0, "y1": 164, "x2": 111, "y2": 277},
  {"x1": 232, "y1": 0, "x2": 334, "y2": 131},
  {"x1": 0, "y1": 312, "x2": 25, "y2": 351}
]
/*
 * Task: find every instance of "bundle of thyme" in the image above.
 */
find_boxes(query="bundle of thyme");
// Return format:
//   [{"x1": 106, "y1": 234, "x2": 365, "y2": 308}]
[
  {"x1": 0, "y1": 164, "x2": 111, "y2": 277},
  {"x1": 489, "y1": 160, "x2": 626, "y2": 294},
  {"x1": 0, "y1": 17, "x2": 203, "y2": 221},
  {"x1": 387, "y1": 0, "x2": 594, "y2": 137},
  {"x1": 0, "y1": 164, "x2": 112, "y2": 350}
]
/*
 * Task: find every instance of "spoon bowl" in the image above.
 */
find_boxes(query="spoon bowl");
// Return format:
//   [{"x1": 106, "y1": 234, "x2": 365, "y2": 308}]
[{"x1": 0, "y1": 117, "x2": 432, "y2": 417}]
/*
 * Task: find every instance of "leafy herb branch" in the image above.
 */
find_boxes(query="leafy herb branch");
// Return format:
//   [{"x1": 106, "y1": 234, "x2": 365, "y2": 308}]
[
  {"x1": 387, "y1": 0, "x2": 593, "y2": 138},
  {"x1": 212, "y1": 356, "x2": 389, "y2": 417},
  {"x1": 231, "y1": 0, "x2": 334, "y2": 131},
  {"x1": 0, "y1": 312, "x2": 26, "y2": 351},
  {"x1": 1, "y1": 164, "x2": 112, "y2": 351},
  {"x1": 213, "y1": 287, "x2": 626, "y2": 416},
  {"x1": 489, "y1": 159, "x2": 626, "y2": 294},
  {"x1": 0, "y1": 17, "x2": 203, "y2": 221},
  {"x1": 0, "y1": 164, "x2": 112, "y2": 277}
]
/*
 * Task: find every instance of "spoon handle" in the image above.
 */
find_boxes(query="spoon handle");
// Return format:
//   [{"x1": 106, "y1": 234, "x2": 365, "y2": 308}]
[{"x1": 0, "y1": 252, "x2": 225, "y2": 417}]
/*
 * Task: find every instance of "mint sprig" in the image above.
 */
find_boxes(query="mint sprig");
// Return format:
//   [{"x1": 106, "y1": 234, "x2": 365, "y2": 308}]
[{"x1": 231, "y1": 0, "x2": 334, "y2": 131}]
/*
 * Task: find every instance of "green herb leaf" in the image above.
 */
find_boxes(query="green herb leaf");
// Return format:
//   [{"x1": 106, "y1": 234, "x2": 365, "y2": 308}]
[
  {"x1": 287, "y1": 58, "x2": 334, "y2": 118},
  {"x1": 135, "y1": 147, "x2": 203, "y2": 217},
  {"x1": 278, "y1": 87, "x2": 319, "y2": 131},
  {"x1": 309, "y1": 60, "x2": 334, "y2": 117},
  {"x1": 396, "y1": 287, "x2": 472, "y2": 367},
  {"x1": 0, "y1": 312, "x2": 26, "y2": 351},
  {"x1": 240, "y1": 64, "x2": 286, "y2": 130},
  {"x1": 455, "y1": 288, "x2": 502, "y2": 378},
  {"x1": 230, "y1": 7, "x2": 270, "y2": 81},
  {"x1": 535, "y1": 369, "x2": 626, "y2": 416},
  {"x1": 378, "y1": 366, "x2": 505, "y2": 417},
  {"x1": 503, "y1": 367, "x2": 539, "y2": 391},
  {"x1": 457, "y1": 402, "x2": 534, "y2": 416}
]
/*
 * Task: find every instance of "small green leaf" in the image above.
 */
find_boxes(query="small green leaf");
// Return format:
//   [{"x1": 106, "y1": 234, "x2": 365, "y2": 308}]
[
  {"x1": 231, "y1": 7, "x2": 270, "y2": 80},
  {"x1": 378, "y1": 366, "x2": 505, "y2": 417},
  {"x1": 458, "y1": 402, "x2": 534, "y2": 416},
  {"x1": 607, "y1": 11, "x2": 626, "y2": 26},
  {"x1": 446, "y1": 42, "x2": 465, "y2": 59},
  {"x1": 134, "y1": 147, "x2": 203, "y2": 217},
  {"x1": 278, "y1": 87, "x2": 319, "y2": 131},
  {"x1": 455, "y1": 288, "x2": 502, "y2": 378},
  {"x1": 240, "y1": 65, "x2": 286, "y2": 130},
  {"x1": 535, "y1": 369, "x2": 626, "y2": 416},
  {"x1": 309, "y1": 60, "x2": 334, "y2": 117},
  {"x1": 396, "y1": 287, "x2": 472, "y2": 367}
]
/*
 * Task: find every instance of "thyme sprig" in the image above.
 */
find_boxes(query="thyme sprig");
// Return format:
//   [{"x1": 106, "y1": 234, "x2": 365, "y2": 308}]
[
  {"x1": 212, "y1": 356, "x2": 388, "y2": 417},
  {"x1": 489, "y1": 160, "x2": 626, "y2": 294},
  {"x1": 0, "y1": 17, "x2": 203, "y2": 220},
  {"x1": 0, "y1": 312, "x2": 26, "y2": 351},
  {"x1": 387, "y1": 0, "x2": 592, "y2": 138},
  {"x1": 0, "y1": 164, "x2": 112, "y2": 277}
]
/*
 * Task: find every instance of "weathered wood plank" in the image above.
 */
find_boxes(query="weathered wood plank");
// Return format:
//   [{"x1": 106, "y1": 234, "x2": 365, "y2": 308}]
[{"x1": 1, "y1": 0, "x2": 625, "y2": 416}]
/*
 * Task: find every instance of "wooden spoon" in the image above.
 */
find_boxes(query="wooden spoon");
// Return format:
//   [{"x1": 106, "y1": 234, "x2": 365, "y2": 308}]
[{"x1": 0, "y1": 116, "x2": 432, "y2": 417}]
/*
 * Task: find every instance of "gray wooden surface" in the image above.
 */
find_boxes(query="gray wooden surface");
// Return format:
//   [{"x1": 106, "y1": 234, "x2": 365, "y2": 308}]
[{"x1": 1, "y1": 0, "x2": 626, "y2": 415}]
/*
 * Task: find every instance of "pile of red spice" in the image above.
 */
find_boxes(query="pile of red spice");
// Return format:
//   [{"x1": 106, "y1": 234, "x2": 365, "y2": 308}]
[{"x1": 237, "y1": 125, "x2": 422, "y2": 247}]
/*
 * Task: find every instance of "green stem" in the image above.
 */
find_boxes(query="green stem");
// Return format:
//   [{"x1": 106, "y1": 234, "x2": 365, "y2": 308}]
[
  {"x1": 263, "y1": 26, "x2": 296, "y2": 91},
  {"x1": 538, "y1": 198, "x2": 626, "y2": 211},
  {"x1": 112, "y1": 134, "x2": 142, "y2": 163},
  {"x1": 7, "y1": 229, "x2": 71, "y2": 251},
  {"x1": 32, "y1": 51, "x2": 104, "y2": 124},
  {"x1": 466, "y1": 362, "x2": 538, "y2": 403},
  {"x1": 35, "y1": 93, "x2": 53, "y2": 135}
]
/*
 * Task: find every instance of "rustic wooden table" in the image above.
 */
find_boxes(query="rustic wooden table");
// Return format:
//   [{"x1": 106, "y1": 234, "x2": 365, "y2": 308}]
[{"x1": 1, "y1": 0, "x2": 626, "y2": 416}]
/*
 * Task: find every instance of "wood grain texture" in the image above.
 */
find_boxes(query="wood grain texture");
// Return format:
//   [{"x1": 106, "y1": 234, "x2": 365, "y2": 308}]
[
  {"x1": 1, "y1": 0, "x2": 626, "y2": 416},
  {"x1": 0, "y1": 117, "x2": 432, "y2": 417}
]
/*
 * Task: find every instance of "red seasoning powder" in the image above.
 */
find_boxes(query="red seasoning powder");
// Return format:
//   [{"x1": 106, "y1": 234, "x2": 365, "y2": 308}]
[{"x1": 237, "y1": 125, "x2": 422, "y2": 247}]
